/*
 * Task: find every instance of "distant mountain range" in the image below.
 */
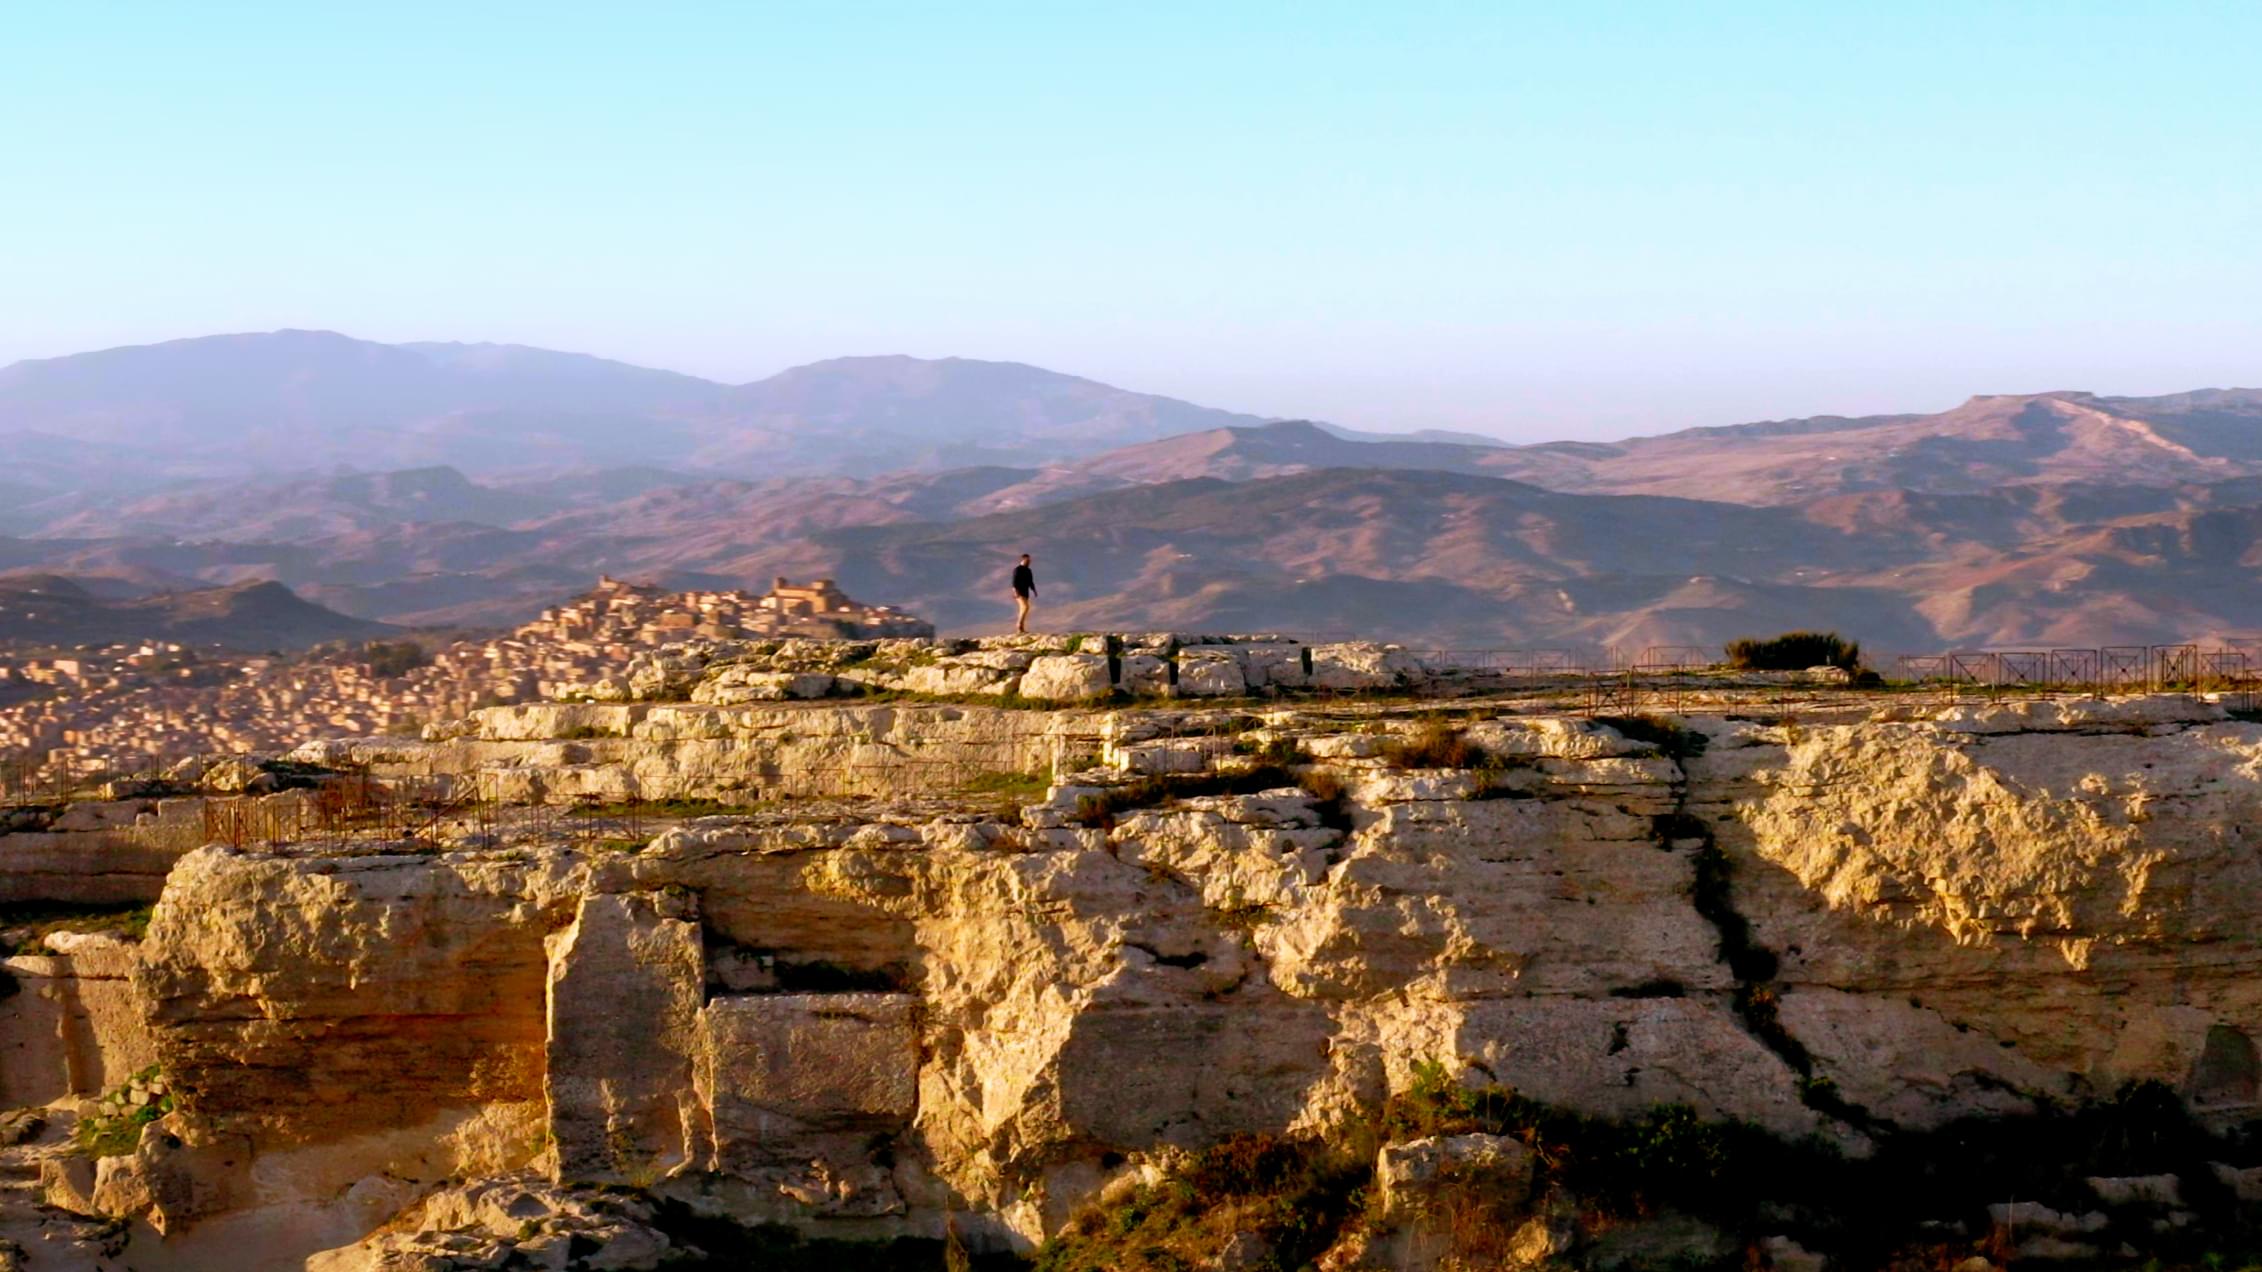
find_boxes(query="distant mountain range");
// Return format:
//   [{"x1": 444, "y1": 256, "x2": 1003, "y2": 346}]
[
  {"x1": 0, "y1": 331, "x2": 1270, "y2": 492},
  {"x1": 2, "y1": 330, "x2": 2258, "y2": 650}
]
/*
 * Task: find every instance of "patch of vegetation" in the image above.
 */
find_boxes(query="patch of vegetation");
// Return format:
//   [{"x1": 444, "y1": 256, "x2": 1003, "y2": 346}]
[
  {"x1": 1297, "y1": 766, "x2": 1356, "y2": 832},
  {"x1": 1388, "y1": 1064, "x2": 1788, "y2": 1217},
  {"x1": 1378, "y1": 718, "x2": 1494, "y2": 770},
  {"x1": 74, "y1": 1066, "x2": 172, "y2": 1158},
  {"x1": 1592, "y1": 714, "x2": 1708, "y2": 758},
  {"x1": 1724, "y1": 630, "x2": 1863, "y2": 672},
  {"x1": 1035, "y1": 1135, "x2": 1364, "y2": 1272},
  {"x1": 1023, "y1": 1057, "x2": 2262, "y2": 1272},
  {"x1": 360, "y1": 639, "x2": 431, "y2": 679},
  {"x1": 1232, "y1": 735, "x2": 1312, "y2": 766},
  {"x1": 0, "y1": 902, "x2": 154, "y2": 956}
]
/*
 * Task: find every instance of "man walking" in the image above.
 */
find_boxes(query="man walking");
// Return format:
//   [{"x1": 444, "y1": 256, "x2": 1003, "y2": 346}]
[{"x1": 1011, "y1": 553, "x2": 1037, "y2": 634}]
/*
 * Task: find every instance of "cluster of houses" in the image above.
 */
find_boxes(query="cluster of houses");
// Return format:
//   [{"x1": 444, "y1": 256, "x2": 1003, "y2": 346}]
[{"x1": 0, "y1": 577, "x2": 930, "y2": 785}]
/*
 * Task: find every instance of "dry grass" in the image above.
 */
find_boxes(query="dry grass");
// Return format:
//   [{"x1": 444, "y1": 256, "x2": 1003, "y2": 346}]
[{"x1": 1378, "y1": 719, "x2": 1490, "y2": 770}]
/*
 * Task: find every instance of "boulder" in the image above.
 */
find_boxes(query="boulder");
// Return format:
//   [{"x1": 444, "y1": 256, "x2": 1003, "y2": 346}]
[
  {"x1": 692, "y1": 670, "x2": 838, "y2": 704},
  {"x1": 1374, "y1": 1133, "x2": 1532, "y2": 1218},
  {"x1": 2087, "y1": 1173, "x2": 2180, "y2": 1207},
  {"x1": 1117, "y1": 653, "x2": 1171, "y2": 696},
  {"x1": 1307, "y1": 643, "x2": 1422, "y2": 691},
  {"x1": 1020, "y1": 654, "x2": 1115, "y2": 702},
  {"x1": 583, "y1": 676, "x2": 633, "y2": 702},
  {"x1": 2213, "y1": 1161, "x2": 2262, "y2": 1202},
  {"x1": 304, "y1": 1173, "x2": 681, "y2": 1271},
  {"x1": 1239, "y1": 644, "x2": 1310, "y2": 690},
  {"x1": 1763, "y1": 1234, "x2": 1828, "y2": 1272},
  {"x1": 899, "y1": 649, "x2": 1035, "y2": 696},
  {"x1": 1985, "y1": 1201, "x2": 2106, "y2": 1235},
  {"x1": 199, "y1": 759, "x2": 276, "y2": 795},
  {"x1": 1176, "y1": 650, "x2": 1246, "y2": 698}
]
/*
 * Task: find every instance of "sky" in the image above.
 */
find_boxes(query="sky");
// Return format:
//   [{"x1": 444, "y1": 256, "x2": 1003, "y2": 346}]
[{"x1": 2, "y1": 2, "x2": 2257, "y2": 441}]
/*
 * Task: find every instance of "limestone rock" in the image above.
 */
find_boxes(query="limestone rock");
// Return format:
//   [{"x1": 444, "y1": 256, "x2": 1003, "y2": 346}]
[
  {"x1": 897, "y1": 648, "x2": 1036, "y2": 697},
  {"x1": 71, "y1": 696, "x2": 2262, "y2": 1262},
  {"x1": 1307, "y1": 643, "x2": 1423, "y2": 691},
  {"x1": 1985, "y1": 1201, "x2": 2106, "y2": 1235},
  {"x1": 200, "y1": 759, "x2": 276, "y2": 795},
  {"x1": 1020, "y1": 654, "x2": 1114, "y2": 702},
  {"x1": 691, "y1": 669, "x2": 837, "y2": 704},
  {"x1": 1374, "y1": 1132, "x2": 1531, "y2": 1217},
  {"x1": 2086, "y1": 1173, "x2": 2180, "y2": 1207},
  {"x1": 0, "y1": 1110, "x2": 42, "y2": 1147},
  {"x1": 545, "y1": 891, "x2": 704, "y2": 1185},
  {"x1": 1504, "y1": 1211, "x2": 1578, "y2": 1268},
  {"x1": 1175, "y1": 650, "x2": 1245, "y2": 697},
  {"x1": 305, "y1": 1172, "x2": 682, "y2": 1271},
  {"x1": 1117, "y1": 653, "x2": 1170, "y2": 696}
]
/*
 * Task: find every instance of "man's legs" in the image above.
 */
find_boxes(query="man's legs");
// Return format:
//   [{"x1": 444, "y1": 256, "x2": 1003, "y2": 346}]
[{"x1": 1015, "y1": 593, "x2": 1031, "y2": 633}]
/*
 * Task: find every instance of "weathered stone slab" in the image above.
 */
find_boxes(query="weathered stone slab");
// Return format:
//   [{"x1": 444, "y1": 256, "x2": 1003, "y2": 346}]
[{"x1": 545, "y1": 890, "x2": 704, "y2": 1184}]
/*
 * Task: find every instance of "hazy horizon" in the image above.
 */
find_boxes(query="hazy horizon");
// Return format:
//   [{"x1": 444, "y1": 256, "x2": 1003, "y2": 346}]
[
  {"x1": 5, "y1": 3, "x2": 2257, "y2": 442},
  {"x1": 8, "y1": 326, "x2": 2260, "y2": 452}
]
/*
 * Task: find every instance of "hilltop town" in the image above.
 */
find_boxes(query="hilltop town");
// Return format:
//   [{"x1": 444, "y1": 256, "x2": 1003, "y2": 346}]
[{"x1": 0, "y1": 576, "x2": 931, "y2": 785}]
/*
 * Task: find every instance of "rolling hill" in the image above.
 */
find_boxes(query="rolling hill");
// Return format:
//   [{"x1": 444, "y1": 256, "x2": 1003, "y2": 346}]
[{"x1": 0, "y1": 575, "x2": 391, "y2": 650}]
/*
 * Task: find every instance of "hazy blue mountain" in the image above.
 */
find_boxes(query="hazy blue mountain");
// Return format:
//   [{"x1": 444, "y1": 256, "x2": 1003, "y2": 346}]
[{"x1": 0, "y1": 333, "x2": 1270, "y2": 485}]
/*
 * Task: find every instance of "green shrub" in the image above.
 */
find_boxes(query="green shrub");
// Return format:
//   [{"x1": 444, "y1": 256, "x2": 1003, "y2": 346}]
[
  {"x1": 361, "y1": 639, "x2": 430, "y2": 679},
  {"x1": 1723, "y1": 631, "x2": 1862, "y2": 672},
  {"x1": 0, "y1": 902, "x2": 154, "y2": 955},
  {"x1": 73, "y1": 1066, "x2": 172, "y2": 1158}
]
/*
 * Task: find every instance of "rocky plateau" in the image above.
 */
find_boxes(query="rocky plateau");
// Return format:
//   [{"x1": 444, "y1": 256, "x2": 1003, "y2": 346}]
[{"x1": 3, "y1": 636, "x2": 2262, "y2": 1269}]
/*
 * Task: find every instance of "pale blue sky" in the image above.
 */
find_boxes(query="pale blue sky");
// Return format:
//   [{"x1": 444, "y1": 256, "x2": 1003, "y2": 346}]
[{"x1": 3, "y1": 2, "x2": 2256, "y2": 440}]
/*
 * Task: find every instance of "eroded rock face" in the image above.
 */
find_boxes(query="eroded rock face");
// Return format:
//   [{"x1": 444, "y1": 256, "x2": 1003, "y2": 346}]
[
  {"x1": 135, "y1": 847, "x2": 581, "y2": 1150},
  {"x1": 1694, "y1": 703, "x2": 2262, "y2": 1121},
  {"x1": 21, "y1": 698, "x2": 2262, "y2": 1264}
]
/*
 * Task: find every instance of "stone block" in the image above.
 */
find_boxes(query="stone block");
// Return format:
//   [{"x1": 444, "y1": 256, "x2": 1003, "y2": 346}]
[
  {"x1": 1374, "y1": 1132, "x2": 1531, "y2": 1217},
  {"x1": 1308, "y1": 643, "x2": 1421, "y2": 691},
  {"x1": 1019, "y1": 655, "x2": 1114, "y2": 702},
  {"x1": 545, "y1": 891, "x2": 704, "y2": 1184},
  {"x1": 1174, "y1": 651, "x2": 1245, "y2": 697},
  {"x1": 699, "y1": 993, "x2": 919, "y2": 1142},
  {"x1": 1117, "y1": 654, "x2": 1170, "y2": 696}
]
